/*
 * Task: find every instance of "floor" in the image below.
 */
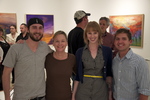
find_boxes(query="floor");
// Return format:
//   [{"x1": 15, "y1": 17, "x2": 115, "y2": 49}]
[{"x1": 0, "y1": 61, "x2": 150, "y2": 100}]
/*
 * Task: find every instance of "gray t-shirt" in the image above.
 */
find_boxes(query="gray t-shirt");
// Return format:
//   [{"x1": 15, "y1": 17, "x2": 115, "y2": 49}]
[{"x1": 3, "y1": 41, "x2": 52, "y2": 100}]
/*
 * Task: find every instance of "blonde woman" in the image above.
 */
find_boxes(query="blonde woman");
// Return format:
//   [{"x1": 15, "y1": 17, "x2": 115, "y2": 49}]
[{"x1": 45, "y1": 31, "x2": 76, "y2": 100}]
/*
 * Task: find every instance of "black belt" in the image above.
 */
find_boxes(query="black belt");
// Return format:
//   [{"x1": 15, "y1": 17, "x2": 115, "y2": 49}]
[{"x1": 30, "y1": 96, "x2": 44, "y2": 100}]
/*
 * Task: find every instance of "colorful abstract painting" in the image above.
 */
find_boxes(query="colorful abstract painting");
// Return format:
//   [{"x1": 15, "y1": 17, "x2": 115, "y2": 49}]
[
  {"x1": 26, "y1": 14, "x2": 54, "y2": 44},
  {"x1": 0, "y1": 13, "x2": 17, "y2": 35},
  {"x1": 109, "y1": 14, "x2": 144, "y2": 47}
]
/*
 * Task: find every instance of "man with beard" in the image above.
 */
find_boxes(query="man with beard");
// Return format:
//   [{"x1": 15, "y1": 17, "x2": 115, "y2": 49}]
[
  {"x1": 16, "y1": 23, "x2": 28, "y2": 42},
  {"x1": 2, "y1": 18, "x2": 52, "y2": 100}
]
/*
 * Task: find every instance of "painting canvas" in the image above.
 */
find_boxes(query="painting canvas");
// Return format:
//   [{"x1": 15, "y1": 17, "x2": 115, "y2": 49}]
[
  {"x1": 26, "y1": 14, "x2": 54, "y2": 44},
  {"x1": 109, "y1": 14, "x2": 144, "y2": 48},
  {"x1": 0, "y1": 13, "x2": 17, "y2": 35}
]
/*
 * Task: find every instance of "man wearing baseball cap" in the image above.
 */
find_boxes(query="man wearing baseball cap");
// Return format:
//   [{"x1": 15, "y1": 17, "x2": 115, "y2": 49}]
[
  {"x1": 2, "y1": 18, "x2": 52, "y2": 100},
  {"x1": 68, "y1": 10, "x2": 90, "y2": 85},
  {"x1": 68, "y1": 10, "x2": 91, "y2": 55}
]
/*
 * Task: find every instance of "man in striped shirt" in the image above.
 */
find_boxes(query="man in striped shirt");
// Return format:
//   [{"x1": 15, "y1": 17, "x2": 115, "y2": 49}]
[{"x1": 113, "y1": 28, "x2": 150, "y2": 100}]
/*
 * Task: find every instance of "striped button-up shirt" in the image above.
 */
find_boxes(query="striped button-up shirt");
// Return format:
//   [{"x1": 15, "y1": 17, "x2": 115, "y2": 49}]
[{"x1": 113, "y1": 49, "x2": 150, "y2": 100}]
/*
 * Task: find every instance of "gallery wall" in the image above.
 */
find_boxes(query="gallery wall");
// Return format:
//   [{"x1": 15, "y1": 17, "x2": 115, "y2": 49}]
[{"x1": 0, "y1": 0, "x2": 150, "y2": 60}]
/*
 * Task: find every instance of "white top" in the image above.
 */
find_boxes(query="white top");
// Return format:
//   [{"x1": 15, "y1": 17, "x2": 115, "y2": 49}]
[
  {"x1": 6, "y1": 33, "x2": 19, "y2": 45},
  {"x1": 0, "y1": 46, "x2": 3, "y2": 62}
]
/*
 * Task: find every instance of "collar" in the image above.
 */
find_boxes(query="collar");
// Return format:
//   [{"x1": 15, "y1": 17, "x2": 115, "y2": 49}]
[
  {"x1": 83, "y1": 44, "x2": 102, "y2": 51},
  {"x1": 116, "y1": 48, "x2": 133, "y2": 60},
  {"x1": 102, "y1": 31, "x2": 108, "y2": 37}
]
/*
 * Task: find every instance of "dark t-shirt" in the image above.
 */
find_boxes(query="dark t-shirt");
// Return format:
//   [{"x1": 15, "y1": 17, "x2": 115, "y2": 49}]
[
  {"x1": 45, "y1": 52, "x2": 76, "y2": 100},
  {"x1": 68, "y1": 27, "x2": 85, "y2": 55},
  {"x1": 16, "y1": 33, "x2": 28, "y2": 42}
]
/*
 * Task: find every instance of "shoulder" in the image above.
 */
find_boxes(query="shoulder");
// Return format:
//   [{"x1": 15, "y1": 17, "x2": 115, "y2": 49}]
[
  {"x1": 16, "y1": 33, "x2": 19, "y2": 36},
  {"x1": 11, "y1": 43, "x2": 24, "y2": 49},
  {"x1": 67, "y1": 53, "x2": 75, "y2": 62},
  {"x1": 17, "y1": 33, "x2": 22, "y2": 37},
  {"x1": 8, "y1": 43, "x2": 24, "y2": 53},
  {"x1": 106, "y1": 33, "x2": 114, "y2": 38},
  {"x1": 106, "y1": 32, "x2": 113, "y2": 36},
  {"x1": 46, "y1": 52, "x2": 53, "y2": 58},
  {"x1": 6, "y1": 34, "x2": 11, "y2": 37},
  {"x1": 39, "y1": 41, "x2": 49, "y2": 48},
  {"x1": 68, "y1": 53, "x2": 75, "y2": 58},
  {"x1": 131, "y1": 52, "x2": 146, "y2": 63},
  {"x1": 76, "y1": 47, "x2": 84, "y2": 53},
  {"x1": 101, "y1": 45, "x2": 112, "y2": 51},
  {"x1": 69, "y1": 27, "x2": 83, "y2": 34},
  {"x1": 39, "y1": 41, "x2": 53, "y2": 52}
]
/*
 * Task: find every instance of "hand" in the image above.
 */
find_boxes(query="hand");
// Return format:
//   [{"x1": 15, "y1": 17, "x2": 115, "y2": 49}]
[
  {"x1": 106, "y1": 76, "x2": 112, "y2": 85},
  {"x1": 108, "y1": 90, "x2": 113, "y2": 100},
  {"x1": 16, "y1": 39, "x2": 24, "y2": 44}
]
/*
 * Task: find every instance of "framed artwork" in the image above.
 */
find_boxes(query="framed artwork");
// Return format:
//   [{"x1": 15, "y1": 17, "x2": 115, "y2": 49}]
[
  {"x1": 26, "y1": 14, "x2": 54, "y2": 44},
  {"x1": 0, "y1": 13, "x2": 17, "y2": 35},
  {"x1": 109, "y1": 14, "x2": 144, "y2": 48}
]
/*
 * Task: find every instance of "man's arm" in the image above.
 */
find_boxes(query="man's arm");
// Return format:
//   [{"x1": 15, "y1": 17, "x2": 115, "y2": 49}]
[
  {"x1": 2, "y1": 66, "x2": 13, "y2": 100},
  {"x1": 139, "y1": 94, "x2": 148, "y2": 100}
]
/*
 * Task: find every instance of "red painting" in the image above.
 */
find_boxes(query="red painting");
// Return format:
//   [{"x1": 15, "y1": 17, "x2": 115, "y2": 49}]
[{"x1": 109, "y1": 14, "x2": 144, "y2": 47}]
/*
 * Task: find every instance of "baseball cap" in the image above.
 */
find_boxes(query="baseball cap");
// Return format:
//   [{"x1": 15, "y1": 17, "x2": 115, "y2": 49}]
[
  {"x1": 27, "y1": 18, "x2": 44, "y2": 28},
  {"x1": 74, "y1": 10, "x2": 91, "y2": 20}
]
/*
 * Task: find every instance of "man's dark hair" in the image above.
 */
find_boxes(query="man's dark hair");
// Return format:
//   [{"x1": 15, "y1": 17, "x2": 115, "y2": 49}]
[
  {"x1": 74, "y1": 18, "x2": 83, "y2": 24},
  {"x1": 10, "y1": 25, "x2": 17, "y2": 29},
  {"x1": 21, "y1": 23, "x2": 27, "y2": 27},
  {"x1": 114, "y1": 28, "x2": 132, "y2": 40}
]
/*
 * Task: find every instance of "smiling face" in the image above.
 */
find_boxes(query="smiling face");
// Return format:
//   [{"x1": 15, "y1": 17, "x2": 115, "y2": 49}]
[
  {"x1": 87, "y1": 30, "x2": 99, "y2": 45},
  {"x1": 53, "y1": 34, "x2": 67, "y2": 52},
  {"x1": 28, "y1": 24, "x2": 43, "y2": 42},
  {"x1": 114, "y1": 32, "x2": 132, "y2": 54},
  {"x1": 99, "y1": 19, "x2": 109, "y2": 33},
  {"x1": 84, "y1": 21, "x2": 102, "y2": 45}
]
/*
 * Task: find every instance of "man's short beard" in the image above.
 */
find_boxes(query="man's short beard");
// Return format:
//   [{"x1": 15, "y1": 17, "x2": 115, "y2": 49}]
[{"x1": 29, "y1": 33, "x2": 43, "y2": 42}]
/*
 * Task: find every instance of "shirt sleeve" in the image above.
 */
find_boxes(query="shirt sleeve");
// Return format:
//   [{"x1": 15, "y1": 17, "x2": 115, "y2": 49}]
[
  {"x1": 136, "y1": 58, "x2": 150, "y2": 96},
  {"x1": 2, "y1": 45, "x2": 17, "y2": 68}
]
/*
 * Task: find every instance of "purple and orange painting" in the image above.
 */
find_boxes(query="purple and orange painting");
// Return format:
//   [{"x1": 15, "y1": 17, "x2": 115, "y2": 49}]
[
  {"x1": 26, "y1": 14, "x2": 54, "y2": 44},
  {"x1": 0, "y1": 13, "x2": 17, "y2": 35},
  {"x1": 109, "y1": 14, "x2": 144, "y2": 47}
]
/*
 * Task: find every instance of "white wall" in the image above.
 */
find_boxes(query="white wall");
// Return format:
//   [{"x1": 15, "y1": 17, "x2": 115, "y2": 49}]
[{"x1": 0, "y1": 0, "x2": 150, "y2": 59}]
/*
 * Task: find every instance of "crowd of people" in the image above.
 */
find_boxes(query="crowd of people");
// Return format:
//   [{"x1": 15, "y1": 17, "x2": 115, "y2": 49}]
[{"x1": 0, "y1": 10, "x2": 149, "y2": 100}]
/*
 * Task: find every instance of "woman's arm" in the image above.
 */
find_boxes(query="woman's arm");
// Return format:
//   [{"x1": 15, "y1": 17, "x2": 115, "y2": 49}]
[{"x1": 72, "y1": 81, "x2": 79, "y2": 100}]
